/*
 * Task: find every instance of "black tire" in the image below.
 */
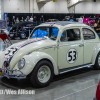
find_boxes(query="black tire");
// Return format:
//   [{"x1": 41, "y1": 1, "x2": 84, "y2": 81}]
[
  {"x1": 10, "y1": 36, "x2": 15, "y2": 40},
  {"x1": 20, "y1": 32, "x2": 26, "y2": 39},
  {"x1": 94, "y1": 52, "x2": 100, "y2": 70},
  {"x1": 30, "y1": 60, "x2": 54, "y2": 88}
]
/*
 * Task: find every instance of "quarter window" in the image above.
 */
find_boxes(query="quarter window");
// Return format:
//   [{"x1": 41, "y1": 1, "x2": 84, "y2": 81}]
[
  {"x1": 60, "y1": 28, "x2": 80, "y2": 42},
  {"x1": 82, "y1": 28, "x2": 95, "y2": 40}
]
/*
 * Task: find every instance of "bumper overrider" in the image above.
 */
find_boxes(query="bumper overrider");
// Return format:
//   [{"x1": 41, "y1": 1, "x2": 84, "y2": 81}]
[
  {"x1": 0, "y1": 61, "x2": 26, "y2": 79},
  {"x1": 0, "y1": 46, "x2": 27, "y2": 79},
  {"x1": 0, "y1": 67, "x2": 26, "y2": 79}
]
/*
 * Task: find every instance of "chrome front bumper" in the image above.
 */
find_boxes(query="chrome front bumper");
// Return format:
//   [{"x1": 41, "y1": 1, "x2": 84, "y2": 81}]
[{"x1": 0, "y1": 68, "x2": 26, "y2": 79}]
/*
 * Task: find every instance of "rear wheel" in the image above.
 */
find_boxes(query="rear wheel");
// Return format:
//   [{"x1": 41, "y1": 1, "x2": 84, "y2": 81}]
[
  {"x1": 10, "y1": 34, "x2": 15, "y2": 40},
  {"x1": 30, "y1": 60, "x2": 54, "y2": 88},
  {"x1": 94, "y1": 52, "x2": 100, "y2": 70}
]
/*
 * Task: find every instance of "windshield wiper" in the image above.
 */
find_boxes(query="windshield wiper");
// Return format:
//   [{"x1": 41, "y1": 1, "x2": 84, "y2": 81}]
[
  {"x1": 49, "y1": 37, "x2": 56, "y2": 40},
  {"x1": 43, "y1": 36, "x2": 48, "y2": 39}
]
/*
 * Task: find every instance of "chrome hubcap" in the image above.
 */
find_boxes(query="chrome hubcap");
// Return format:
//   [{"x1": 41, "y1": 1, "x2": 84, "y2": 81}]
[
  {"x1": 37, "y1": 66, "x2": 51, "y2": 83},
  {"x1": 98, "y1": 55, "x2": 100, "y2": 66}
]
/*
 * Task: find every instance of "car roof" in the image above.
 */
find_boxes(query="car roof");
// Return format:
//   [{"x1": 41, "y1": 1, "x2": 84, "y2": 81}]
[
  {"x1": 39, "y1": 21, "x2": 88, "y2": 28},
  {"x1": 13, "y1": 22, "x2": 33, "y2": 27}
]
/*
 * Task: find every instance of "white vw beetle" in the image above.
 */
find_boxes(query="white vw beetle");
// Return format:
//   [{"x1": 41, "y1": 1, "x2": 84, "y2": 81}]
[{"x1": 0, "y1": 21, "x2": 100, "y2": 87}]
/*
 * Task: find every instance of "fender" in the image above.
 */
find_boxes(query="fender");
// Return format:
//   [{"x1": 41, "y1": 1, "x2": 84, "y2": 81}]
[
  {"x1": 91, "y1": 44, "x2": 100, "y2": 65},
  {"x1": 13, "y1": 51, "x2": 59, "y2": 76},
  {"x1": 0, "y1": 51, "x2": 5, "y2": 68}
]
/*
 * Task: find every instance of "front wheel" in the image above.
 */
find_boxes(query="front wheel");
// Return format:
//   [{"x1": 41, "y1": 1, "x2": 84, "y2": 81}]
[
  {"x1": 30, "y1": 60, "x2": 54, "y2": 88},
  {"x1": 94, "y1": 52, "x2": 100, "y2": 70}
]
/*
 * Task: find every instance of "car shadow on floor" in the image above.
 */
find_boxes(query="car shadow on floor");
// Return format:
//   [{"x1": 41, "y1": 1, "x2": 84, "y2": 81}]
[{"x1": 0, "y1": 68, "x2": 97, "y2": 90}]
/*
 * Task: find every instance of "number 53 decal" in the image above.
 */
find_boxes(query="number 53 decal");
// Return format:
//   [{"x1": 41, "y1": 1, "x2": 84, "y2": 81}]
[{"x1": 67, "y1": 49, "x2": 78, "y2": 64}]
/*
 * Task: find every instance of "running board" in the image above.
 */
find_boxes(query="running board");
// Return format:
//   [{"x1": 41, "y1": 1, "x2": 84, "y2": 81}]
[{"x1": 59, "y1": 64, "x2": 93, "y2": 74}]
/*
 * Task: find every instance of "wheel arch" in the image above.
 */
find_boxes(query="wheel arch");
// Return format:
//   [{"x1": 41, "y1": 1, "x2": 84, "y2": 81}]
[
  {"x1": 91, "y1": 45, "x2": 100, "y2": 65},
  {"x1": 32, "y1": 58, "x2": 59, "y2": 76},
  {"x1": 36, "y1": 58, "x2": 54, "y2": 67},
  {"x1": 30, "y1": 58, "x2": 54, "y2": 75},
  {"x1": 23, "y1": 52, "x2": 59, "y2": 76}
]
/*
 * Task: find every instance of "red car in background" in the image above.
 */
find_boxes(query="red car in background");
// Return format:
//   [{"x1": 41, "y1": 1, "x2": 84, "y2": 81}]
[
  {"x1": 0, "y1": 20, "x2": 12, "y2": 47},
  {"x1": 0, "y1": 30, "x2": 11, "y2": 44},
  {"x1": 94, "y1": 81, "x2": 100, "y2": 100}
]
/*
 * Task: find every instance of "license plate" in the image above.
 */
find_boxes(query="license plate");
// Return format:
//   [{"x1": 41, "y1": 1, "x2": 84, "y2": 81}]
[
  {"x1": 10, "y1": 34, "x2": 14, "y2": 37},
  {"x1": 0, "y1": 72, "x2": 2, "y2": 76},
  {"x1": 3, "y1": 67, "x2": 9, "y2": 75}
]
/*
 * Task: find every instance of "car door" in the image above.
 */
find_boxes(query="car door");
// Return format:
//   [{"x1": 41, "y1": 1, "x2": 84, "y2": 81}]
[
  {"x1": 82, "y1": 28, "x2": 99, "y2": 64},
  {"x1": 58, "y1": 27, "x2": 84, "y2": 70}
]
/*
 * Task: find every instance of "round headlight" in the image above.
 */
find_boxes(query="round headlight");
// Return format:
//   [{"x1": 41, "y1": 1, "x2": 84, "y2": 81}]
[{"x1": 18, "y1": 58, "x2": 25, "y2": 69}]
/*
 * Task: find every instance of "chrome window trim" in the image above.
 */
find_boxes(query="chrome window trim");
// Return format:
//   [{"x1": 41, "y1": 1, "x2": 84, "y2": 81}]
[
  {"x1": 59, "y1": 43, "x2": 83, "y2": 47},
  {"x1": 82, "y1": 28, "x2": 96, "y2": 40},
  {"x1": 84, "y1": 42, "x2": 99, "y2": 44},
  {"x1": 38, "y1": 46, "x2": 57, "y2": 51},
  {"x1": 60, "y1": 28, "x2": 81, "y2": 42}
]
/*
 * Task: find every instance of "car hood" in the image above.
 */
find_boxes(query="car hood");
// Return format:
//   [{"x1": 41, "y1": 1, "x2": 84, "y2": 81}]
[
  {"x1": 4, "y1": 38, "x2": 57, "y2": 69},
  {"x1": 7, "y1": 38, "x2": 56, "y2": 50}
]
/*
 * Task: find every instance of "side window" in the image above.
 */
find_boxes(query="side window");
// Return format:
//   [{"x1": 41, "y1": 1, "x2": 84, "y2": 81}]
[
  {"x1": 60, "y1": 28, "x2": 80, "y2": 42},
  {"x1": 51, "y1": 28, "x2": 59, "y2": 38},
  {"x1": 82, "y1": 28, "x2": 95, "y2": 40}
]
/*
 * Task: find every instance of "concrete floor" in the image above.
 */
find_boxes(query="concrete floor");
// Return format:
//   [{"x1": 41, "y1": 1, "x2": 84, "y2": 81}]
[{"x1": 0, "y1": 39, "x2": 100, "y2": 100}]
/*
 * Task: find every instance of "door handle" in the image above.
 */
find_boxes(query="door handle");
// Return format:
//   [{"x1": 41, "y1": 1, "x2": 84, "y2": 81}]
[{"x1": 79, "y1": 44, "x2": 84, "y2": 47}]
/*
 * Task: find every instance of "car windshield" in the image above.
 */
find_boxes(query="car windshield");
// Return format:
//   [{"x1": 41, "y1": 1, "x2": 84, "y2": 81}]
[{"x1": 30, "y1": 27, "x2": 59, "y2": 40}]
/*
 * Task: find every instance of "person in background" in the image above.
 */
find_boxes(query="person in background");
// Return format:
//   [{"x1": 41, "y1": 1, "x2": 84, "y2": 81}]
[
  {"x1": 33, "y1": 16, "x2": 37, "y2": 22},
  {"x1": 26, "y1": 16, "x2": 28, "y2": 22},
  {"x1": 16, "y1": 17, "x2": 19, "y2": 23},
  {"x1": 26, "y1": 16, "x2": 29, "y2": 22},
  {"x1": 69, "y1": 16, "x2": 74, "y2": 22},
  {"x1": 78, "y1": 16, "x2": 83, "y2": 23},
  {"x1": 64, "y1": 16, "x2": 69, "y2": 21},
  {"x1": 12, "y1": 16, "x2": 15, "y2": 25},
  {"x1": 82, "y1": 15, "x2": 84, "y2": 19},
  {"x1": 7, "y1": 17, "x2": 10, "y2": 31},
  {"x1": 64, "y1": 16, "x2": 67, "y2": 21},
  {"x1": 20, "y1": 17, "x2": 24, "y2": 22},
  {"x1": 33, "y1": 16, "x2": 37, "y2": 26},
  {"x1": 73, "y1": 16, "x2": 77, "y2": 22},
  {"x1": 68, "y1": 16, "x2": 70, "y2": 20},
  {"x1": 94, "y1": 19, "x2": 100, "y2": 37},
  {"x1": 30, "y1": 16, "x2": 33, "y2": 22},
  {"x1": 98, "y1": 16, "x2": 100, "y2": 25},
  {"x1": 67, "y1": 16, "x2": 70, "y2": 21},
  {"x1": 40, "y1": 15, "x2": 44, "y2": 23}
]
